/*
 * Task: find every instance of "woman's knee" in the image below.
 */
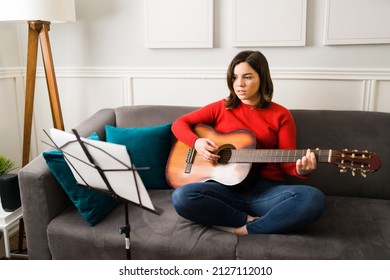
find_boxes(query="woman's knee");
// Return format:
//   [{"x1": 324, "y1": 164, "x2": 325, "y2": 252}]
[
  {"x1": 171, "y1": 187, "x2": 187, "y2": 212},
  {"x1": 285, "y1": 185, "x2": 325, "y2": 219},
  {"x1": 299, "y1": 185, "x2": 326, "y2": 220},
  {"x1": 308, "y1": 186, "x2": 325, "y2": 207},
  {"x1": 171, "y1": 184, "x2": 200, "y2": 213},
  {"x1": 284, "y1": 185, "x2": 325, "y2": 232}
]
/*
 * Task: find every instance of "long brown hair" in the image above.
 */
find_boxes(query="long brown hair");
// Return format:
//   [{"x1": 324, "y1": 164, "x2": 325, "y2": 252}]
[{"x1": 225, "y1": 50, "x2": 273, "y2": 109}]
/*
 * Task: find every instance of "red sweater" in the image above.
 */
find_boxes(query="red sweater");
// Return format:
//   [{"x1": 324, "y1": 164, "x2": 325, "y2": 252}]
[{"x1": 172, "y1": 99, "x2": 305, "y2": 181}]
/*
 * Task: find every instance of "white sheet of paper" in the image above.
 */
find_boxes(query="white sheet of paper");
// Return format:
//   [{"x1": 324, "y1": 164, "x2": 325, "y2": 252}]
[{"x1": 49, "y1": 128, "x2": 156, "y2": 212}]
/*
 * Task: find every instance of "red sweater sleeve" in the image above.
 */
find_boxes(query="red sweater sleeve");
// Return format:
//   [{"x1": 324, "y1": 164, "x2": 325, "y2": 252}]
[
  {"x1": 276, "y1": 110, "x2": 308, "y2": 179},
  {"x1": 171, "y1": 101, "x2": 222, "y2": 147}
]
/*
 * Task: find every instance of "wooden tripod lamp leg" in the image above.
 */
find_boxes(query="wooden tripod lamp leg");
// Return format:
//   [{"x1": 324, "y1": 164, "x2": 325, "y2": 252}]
[
  {"x1": 22, "y1": 21, "x2": 65, "y2": 167},
  {"x1": 22, "y1": 22, "x2": 40, "y2": 167},
  {"x1": 39, "y1": 22, "x2": 65, "y2": 131}
]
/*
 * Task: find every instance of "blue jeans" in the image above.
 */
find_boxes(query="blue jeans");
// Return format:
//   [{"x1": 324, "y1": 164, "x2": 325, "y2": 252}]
[{"x1": 171, "y1": 178, "x2": 325, "y2": 234}]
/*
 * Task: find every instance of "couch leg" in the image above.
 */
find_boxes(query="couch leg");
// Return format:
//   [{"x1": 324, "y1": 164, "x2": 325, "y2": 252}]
[{"x1": 18, "y1": 219, "x2": 24, "y2": 252}]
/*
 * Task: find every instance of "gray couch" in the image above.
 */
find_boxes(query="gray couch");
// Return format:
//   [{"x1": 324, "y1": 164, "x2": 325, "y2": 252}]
[{"x1": 19, "y1": 105, "x2": 390, "y2": 259}]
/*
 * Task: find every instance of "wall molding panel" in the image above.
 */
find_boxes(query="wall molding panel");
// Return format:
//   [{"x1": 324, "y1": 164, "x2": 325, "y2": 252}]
[
  {"x1": 233, "y1": 0, "x2": 307, "y2": 47},
  {"x1": 2, "y1": 67, "x2": 390, "y2": 81},
  {"x1": 324, "y1": 0, "x2": 390, "y2": 45},
  {"x1": 0, "y1": 67, "x2": 24, "y2": 79},
  {"x1": 145, "y1": 0, "x2": 214, "y2": 48},
  {"x1": 0, "y1": 74, "x2": 24, "y2": 168},
  {"x1": 25, "y1": 67, "x2": 389, "y2": 81}
]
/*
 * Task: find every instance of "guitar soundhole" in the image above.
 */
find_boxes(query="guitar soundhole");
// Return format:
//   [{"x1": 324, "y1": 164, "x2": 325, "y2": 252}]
[{"x1": 216, "y1": 144, "x2": 235, "y2": 165}]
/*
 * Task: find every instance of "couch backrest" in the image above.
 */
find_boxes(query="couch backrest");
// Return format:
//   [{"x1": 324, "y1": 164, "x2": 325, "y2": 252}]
[
  {"x1": 289, "y1": 110, "x2": 389, "y2": 199},
  {"x1": 114, "y1": 106, "x2": 389, "y2": 199},
  {"x1": 115, "y1": 105, "x2": 198, "y2": 128}
]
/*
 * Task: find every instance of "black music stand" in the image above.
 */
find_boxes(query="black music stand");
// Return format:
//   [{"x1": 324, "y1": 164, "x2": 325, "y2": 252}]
[{"x1": 44, "y1": 128, "x2": 160, "y2": 260}]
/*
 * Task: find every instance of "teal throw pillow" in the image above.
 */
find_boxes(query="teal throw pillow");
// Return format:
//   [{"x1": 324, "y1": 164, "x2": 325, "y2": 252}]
[
  {"x1": 42, "y1": 132, "x2": 119, "y2": 226},
  {"x1": 105, "y1": 123, "x2": 172, "y2": 189}
]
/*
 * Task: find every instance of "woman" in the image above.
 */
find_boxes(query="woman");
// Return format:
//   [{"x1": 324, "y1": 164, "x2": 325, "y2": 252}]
[{"x1": 171, "y1": 50, "x2": 325, "y2": 235}]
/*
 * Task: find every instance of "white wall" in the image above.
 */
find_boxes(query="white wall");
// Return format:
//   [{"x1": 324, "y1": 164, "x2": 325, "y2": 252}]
[
  {"x1": 0, "y1": 22, "x2": 24, "y2": 165},
  {"x1": 1, "y1": 0, "x2": 390, "y2": 165},
  {"x1": 13, "y1": 0, "x2": 390, "y2": 68}
]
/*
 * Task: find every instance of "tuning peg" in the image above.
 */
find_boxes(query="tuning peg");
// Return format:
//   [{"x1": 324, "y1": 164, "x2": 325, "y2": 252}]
[
  {"x1": 361, "y1": 171, "x2": 367, "y2": 178},
  {"x1": 351, "y1": 169, "x2": 356, "y2": 176},
  {"x1": 339, "y1": 167, "x2": 347, "y2": 173}
]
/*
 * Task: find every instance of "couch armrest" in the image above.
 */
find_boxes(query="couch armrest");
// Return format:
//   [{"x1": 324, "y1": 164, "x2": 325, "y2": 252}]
[
  {"x1": 19, "y1": 155, "x2": 71, "y2": 259},
  {"x1": 74, "y1": 108, "x2": 116, "y2": 140}
]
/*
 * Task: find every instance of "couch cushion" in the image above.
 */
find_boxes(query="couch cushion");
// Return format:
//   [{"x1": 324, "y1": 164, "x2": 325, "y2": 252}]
[
  {"x1": 236, "y1": 195, "x2": 390, "y2": 259},
  {"x1": 105, "y1": 124, "x2": 173, "y2": 189},
  {"x1": 47, "y1": 190, "x2": 238, "y2": 259},
  {"x1": 42, "y1": 133, "x2": 119, "y2": 226}
]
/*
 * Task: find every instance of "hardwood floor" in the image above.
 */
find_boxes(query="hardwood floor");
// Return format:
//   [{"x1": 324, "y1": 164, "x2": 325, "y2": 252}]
[{"x1": 0, "y1": 230, "x2": 28, "y2": 260}]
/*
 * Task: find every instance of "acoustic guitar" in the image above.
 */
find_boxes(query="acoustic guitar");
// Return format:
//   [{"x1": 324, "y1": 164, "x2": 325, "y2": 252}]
[{"x1": 166, "y1": 124, "x2": 381, "y2": 188}]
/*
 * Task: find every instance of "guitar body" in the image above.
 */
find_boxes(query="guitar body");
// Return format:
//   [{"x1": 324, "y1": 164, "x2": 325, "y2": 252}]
[{"x1": 166, "y1": 125, "x2": 256, "y2": 188}]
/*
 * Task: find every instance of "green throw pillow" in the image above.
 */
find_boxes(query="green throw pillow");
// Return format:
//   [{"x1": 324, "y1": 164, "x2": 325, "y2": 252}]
[
  {"x1": 105, "y1": 123, "x2": 172, "y2": 189},
  {"x1": 42, "y1": 132, "x2": 119, "y2": 226}
]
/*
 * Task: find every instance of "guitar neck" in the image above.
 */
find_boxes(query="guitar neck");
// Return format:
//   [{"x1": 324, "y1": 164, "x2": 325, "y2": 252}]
[{"x1": 229, "y1": 149, "x2": 331, "y2": 163}]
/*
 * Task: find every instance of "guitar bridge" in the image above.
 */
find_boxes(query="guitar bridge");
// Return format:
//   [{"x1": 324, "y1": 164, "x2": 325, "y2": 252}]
[{"x1": 185, "y1": 148, "x2": 196, "y2": 173}]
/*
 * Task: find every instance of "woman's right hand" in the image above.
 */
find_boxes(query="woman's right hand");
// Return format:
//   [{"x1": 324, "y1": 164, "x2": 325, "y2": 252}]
[{"x1": 194, "y1": 138, "x2": 220, "y2": 162}]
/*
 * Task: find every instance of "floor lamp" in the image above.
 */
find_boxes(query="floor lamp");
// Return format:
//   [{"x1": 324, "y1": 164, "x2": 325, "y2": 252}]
[{"x1": 0, "y1": 0, "x2": 76, "y2": 256}]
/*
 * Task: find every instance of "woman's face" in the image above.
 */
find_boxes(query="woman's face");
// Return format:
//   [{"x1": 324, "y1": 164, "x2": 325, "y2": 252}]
[{"x1": 232, "y1": 62, "x2": 260, "y2": 105}]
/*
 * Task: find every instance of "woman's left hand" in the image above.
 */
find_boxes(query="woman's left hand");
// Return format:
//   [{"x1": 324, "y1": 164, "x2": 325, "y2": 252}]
[{"x1": 296, "y1": 149, "x2": 317, "y2": 176}]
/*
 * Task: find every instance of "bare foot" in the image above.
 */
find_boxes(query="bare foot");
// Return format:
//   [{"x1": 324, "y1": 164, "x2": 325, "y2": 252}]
[
  {"x1": 247, "y1": 215, "x2": 256, "y2": 222},
  {"x1": 213, "y1": 215, "x2": 259, "y2": 235},
  {"x1": 234, "y1": 225, "x2": 248, "y2": 235},
  {"x1": 233, "y1": 215, "x2": 258, "y2": 235}
]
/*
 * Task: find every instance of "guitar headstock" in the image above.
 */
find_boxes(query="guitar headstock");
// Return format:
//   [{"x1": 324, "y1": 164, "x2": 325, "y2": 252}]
[{"x1": 330, "y1": 149, "x2": 381, "y2": 177}]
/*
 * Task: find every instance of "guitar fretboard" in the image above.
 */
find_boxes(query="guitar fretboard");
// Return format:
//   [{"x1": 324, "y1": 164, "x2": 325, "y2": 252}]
[{"x1": 226, "y1": 149, "x2": 332, "y2": 163}]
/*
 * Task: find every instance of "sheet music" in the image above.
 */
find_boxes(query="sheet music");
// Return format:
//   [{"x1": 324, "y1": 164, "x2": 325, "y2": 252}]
[{"x1": 49, "y1": 128, "x2": 156, "y2": 212}]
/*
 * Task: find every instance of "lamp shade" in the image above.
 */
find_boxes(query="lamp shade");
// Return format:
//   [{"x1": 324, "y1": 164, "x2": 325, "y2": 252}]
[{"x1": 0, "y1": 0, "x2": 76, "y2": 23}]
